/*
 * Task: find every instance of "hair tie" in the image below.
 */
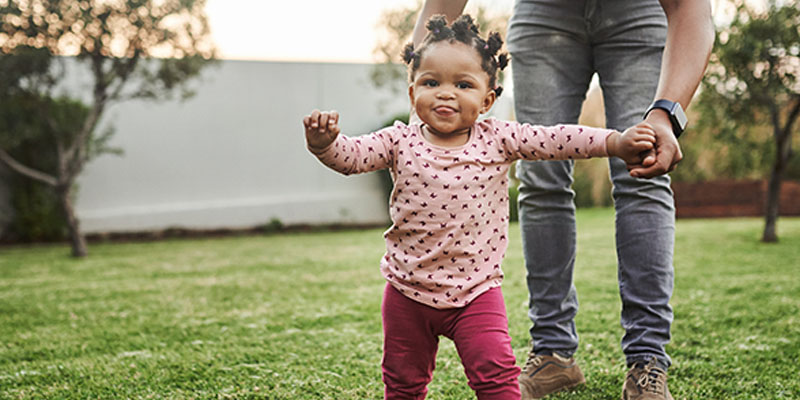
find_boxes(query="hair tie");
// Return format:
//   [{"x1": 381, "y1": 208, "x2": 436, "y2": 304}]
[{"x1": 484, "y1": 44, "x2": 489, "y2": 50}]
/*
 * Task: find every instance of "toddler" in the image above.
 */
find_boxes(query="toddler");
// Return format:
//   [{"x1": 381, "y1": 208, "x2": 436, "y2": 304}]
[{"x1": 303, "y1": 15, "x2": 655, "y2": 400}]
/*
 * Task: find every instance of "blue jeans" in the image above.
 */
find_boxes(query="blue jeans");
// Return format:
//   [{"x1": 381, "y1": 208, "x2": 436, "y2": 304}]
[{"x1": 508, "y1": 0, "x2": 675, "y2": 368}]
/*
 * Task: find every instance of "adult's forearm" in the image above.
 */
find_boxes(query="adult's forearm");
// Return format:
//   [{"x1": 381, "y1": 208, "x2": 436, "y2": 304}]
[
  {"x1": 655, "y1": 0, "x2": 715, "y2": 108},
  {"x1": 412, "y1": 0, "x2": 468, "y2": 46}
]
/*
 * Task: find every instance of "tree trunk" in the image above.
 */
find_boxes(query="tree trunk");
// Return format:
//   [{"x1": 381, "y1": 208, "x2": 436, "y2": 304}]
[
  {"x1": 762, "y1": 132, "x2": 790, "y2": 243},
  {"x1": 762, "y1": 168, "x2": 782, "y2": 242},
  {"x1": 57, "y1": 185, "x2": 88, "y2": 257}
]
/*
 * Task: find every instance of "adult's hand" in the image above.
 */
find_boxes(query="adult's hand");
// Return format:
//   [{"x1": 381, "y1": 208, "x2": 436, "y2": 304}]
[{"x1": 627, "y1": 111, "x2": 683, "y2": 178}]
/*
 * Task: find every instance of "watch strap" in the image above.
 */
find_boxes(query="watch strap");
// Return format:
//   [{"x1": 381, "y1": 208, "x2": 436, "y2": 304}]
[{"x1": 644, "y1": 99, "x2": 687, "y2": 139}]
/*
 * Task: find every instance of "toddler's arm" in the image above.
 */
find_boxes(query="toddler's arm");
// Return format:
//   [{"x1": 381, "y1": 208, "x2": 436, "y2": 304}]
[
  {"x1": 496, "y1": 120, "x2": 613, "y2": 161},
  {"x1": 493, "y1": 119, "x2": 654, "y2": 164},
  {"x1": 303, "y1": 109, "x2": 394, "y2": 176}
]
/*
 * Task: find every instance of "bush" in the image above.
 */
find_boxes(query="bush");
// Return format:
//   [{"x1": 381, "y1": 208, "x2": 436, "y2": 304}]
[
  {"x1": 4, "y1": 140, "x2": 66, "y2": 242},
  {"x1": 0, "y1": 96, "x2": 88, "y2": 243},
  {"x1": 8, "y1": 178, "x2": 65, "y2": 242}
]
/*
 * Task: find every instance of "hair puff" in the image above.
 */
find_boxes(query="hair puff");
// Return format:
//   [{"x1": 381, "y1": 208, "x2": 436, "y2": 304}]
[
  {"x1": 497, "y1": 53, "x2": 509, "y2": 71},
  {"x1": 426, "y1": 15, "x2": 452, "y2": 40},
  {"x1": 451, "y1": 14, "x2": 478, "y2": 42},
  {"x1": 486, "y1": 32, "x2": 504, "y2": 56},
  {"x1": 402, "y1": 43, "x2": 416, "y2": 65}
]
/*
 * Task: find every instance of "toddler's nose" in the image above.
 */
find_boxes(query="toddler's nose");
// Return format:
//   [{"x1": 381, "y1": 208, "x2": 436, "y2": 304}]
[{"x1": 436, "y1": 90, "x2": 455, "y2": 100}]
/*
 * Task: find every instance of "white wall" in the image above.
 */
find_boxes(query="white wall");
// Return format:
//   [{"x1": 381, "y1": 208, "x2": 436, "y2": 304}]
[
  {"x1": 0, "y1": 59, "x2": 514, "y2": 235},
  {"x1": 74, "y1": 60, "x2": 408, "y2": 233}
]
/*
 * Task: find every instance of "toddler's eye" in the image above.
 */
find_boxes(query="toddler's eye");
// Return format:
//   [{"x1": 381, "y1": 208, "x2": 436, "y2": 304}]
[
  {"x1": 457, "y1": 82, "x2": 473, "y2": 89},
  {"x1": 423, "y1": 79, "x2": 438, "y2": 87}
]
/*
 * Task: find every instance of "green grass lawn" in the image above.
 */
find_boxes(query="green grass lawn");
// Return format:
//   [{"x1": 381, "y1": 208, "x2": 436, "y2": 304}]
[{"x1": 1, "y1": 209, "x2": 799, "y2": 399}]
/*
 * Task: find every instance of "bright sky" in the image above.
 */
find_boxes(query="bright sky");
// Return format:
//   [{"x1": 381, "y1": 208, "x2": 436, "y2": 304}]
[
  {"x1": 204, "y1": 1, "x2": 769, "y2": 63},
  {"x1": 204, "y1": 0, "x2": 515, "y2": 63}
]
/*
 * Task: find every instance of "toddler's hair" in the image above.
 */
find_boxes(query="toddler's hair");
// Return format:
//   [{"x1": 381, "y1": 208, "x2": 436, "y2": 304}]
[{"x1": 402, "y1": 15, "x2": 509, "y2": 97}]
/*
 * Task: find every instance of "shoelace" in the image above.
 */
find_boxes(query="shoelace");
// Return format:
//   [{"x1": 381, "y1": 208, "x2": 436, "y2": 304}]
[
  {"x1": 636, "y1": 362, "x2": 666, "y2": 395},
  {"x1": 523, "y1": 353, "x2": 543, "y2": 371}
]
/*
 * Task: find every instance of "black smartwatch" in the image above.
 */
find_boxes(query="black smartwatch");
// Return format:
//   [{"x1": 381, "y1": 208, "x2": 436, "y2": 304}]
[{"x1": 644, "y1": 99, "x2": 687, "y2": 138}]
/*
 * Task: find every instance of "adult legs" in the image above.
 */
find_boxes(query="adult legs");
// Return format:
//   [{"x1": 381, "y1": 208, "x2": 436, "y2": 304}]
[
  {"x1": 590, "y1": 0, "x2": 674, "y2": 368},
  {"x1": 509, "y1": 0, "x2": 594, "y2": 357}
]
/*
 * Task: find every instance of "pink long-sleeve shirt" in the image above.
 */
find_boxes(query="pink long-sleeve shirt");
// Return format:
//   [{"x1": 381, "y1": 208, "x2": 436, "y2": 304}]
[{"x1": 310, "y1": 117, "x2": 613, "y2": 309}]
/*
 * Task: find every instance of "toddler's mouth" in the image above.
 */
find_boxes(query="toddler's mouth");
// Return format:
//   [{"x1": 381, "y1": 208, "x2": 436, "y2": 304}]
[{"x1": 434, "y1": 106, "x2": 457, "y2": 116}]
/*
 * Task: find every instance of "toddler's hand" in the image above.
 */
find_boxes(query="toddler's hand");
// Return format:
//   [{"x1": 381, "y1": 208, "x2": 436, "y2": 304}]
[
  {"x1": 608, "y1": 122, "x2": 656, "y2": 165},
  {"x1": 303, "y1": 110, "x2": 340, "y2": 151}
]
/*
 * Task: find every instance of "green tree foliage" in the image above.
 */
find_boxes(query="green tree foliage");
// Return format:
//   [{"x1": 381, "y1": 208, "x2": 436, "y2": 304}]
[
  {"x1": 0, "y1": 0, "x2": 216, "y2": 256},
  {"x1": 694, "y1": 0, "x2": 800, "y2": 242}
]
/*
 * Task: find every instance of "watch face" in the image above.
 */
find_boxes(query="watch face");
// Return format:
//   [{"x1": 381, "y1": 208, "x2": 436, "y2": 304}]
[{"x1": 672, "y1": 102, "x2": 688, "y2": 130}]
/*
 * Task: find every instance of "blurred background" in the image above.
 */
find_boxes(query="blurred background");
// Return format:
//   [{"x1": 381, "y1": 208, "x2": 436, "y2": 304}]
[{"x1": 1, "y1": 0, "x2": 798, "y2": 256}]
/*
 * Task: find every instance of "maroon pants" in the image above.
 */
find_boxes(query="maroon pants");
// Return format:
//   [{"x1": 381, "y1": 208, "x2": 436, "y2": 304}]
[{"x1": 381, "y1": 284, "x2": 521, "y2": 400}]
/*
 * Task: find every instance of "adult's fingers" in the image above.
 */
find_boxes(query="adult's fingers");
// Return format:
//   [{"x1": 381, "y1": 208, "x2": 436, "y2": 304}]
[
  {"x1": 638, "y1": 149, "x2": 657, "y2": 167},
  {"x1": 630, "y1": 152, "x2": 672, "y2": 178}
]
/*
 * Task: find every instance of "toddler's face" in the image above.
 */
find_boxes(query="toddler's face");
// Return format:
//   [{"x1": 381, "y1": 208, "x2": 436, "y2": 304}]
[{"x1": 409, "y1": 41, "x2": 495, "y2": 138}]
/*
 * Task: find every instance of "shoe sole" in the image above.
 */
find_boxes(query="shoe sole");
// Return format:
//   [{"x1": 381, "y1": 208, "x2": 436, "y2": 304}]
[{"x1": 521, "y1": 378, "x2": 586, "y2": 400}]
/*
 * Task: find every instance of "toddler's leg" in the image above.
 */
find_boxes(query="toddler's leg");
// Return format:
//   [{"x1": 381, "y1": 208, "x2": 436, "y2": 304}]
[
  {"x1": 448, "y1": 288, "x2": 521, "y2": 400},
  {"x1": 381, "y1": 283, "x2": 438, "y2": 400}
]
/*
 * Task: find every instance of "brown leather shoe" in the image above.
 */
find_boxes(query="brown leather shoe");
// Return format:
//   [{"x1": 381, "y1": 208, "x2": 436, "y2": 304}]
[
  {"x1": 621, "y1": 358, "x2": 673, "y2": 400},
  {"x1": 519, "y1": 351, "x2": 585, "y2": 399}
]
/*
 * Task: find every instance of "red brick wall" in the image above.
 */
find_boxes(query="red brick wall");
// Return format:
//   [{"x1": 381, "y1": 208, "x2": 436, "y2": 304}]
[{"x1": 672, "y1": 180, "x2": 800, "y2": 218}]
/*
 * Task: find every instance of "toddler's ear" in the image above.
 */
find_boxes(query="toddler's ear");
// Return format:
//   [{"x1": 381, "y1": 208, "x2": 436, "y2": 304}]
[
  {"x1": 481, "y1": 89, "x2": 497, "y2": 114},
  {"x1": 408, "y1": 84, "x2": 416, "y2": 108}
]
